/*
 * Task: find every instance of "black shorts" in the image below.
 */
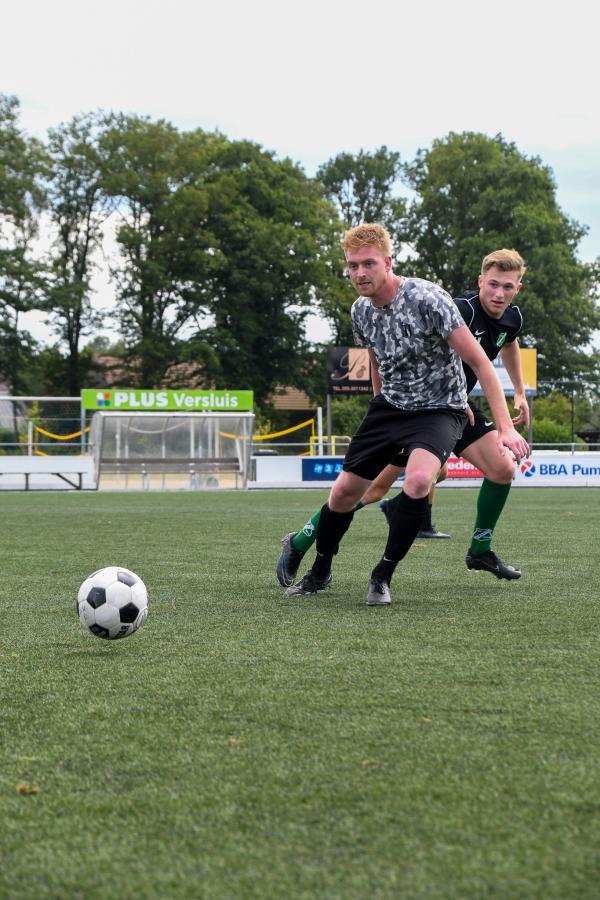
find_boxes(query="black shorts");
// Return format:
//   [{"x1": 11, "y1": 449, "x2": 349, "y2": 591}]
[
  {"x1": 453, "y1": 401, "x2": 497, "y2": 456},
  {"x1": 343, "y1": 395, "x2": 468, "y2": 481},
  {"x1": 389, "y1": 450, "x2": 409, "y2": 469}
]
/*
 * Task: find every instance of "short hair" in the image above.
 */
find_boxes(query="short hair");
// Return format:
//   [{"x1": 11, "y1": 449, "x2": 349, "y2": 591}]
[
  {"x1": 481, "y1": 248, "x2": 527, "y2": 280},
  {"x1": 342, "y1": 223, "x2": 393, "y2": 258}
]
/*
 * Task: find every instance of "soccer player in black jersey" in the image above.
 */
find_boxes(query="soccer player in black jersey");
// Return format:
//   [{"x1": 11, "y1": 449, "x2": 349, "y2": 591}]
[
  {"x1": 381, "y1": 249, "x2": 529, "y2": 579},
  {"x1": 279, "y1": 227, "x2": 529, "y2": 605},
  {"x1": 277, "y1": 247, "x2": 529, "y2": 592}
]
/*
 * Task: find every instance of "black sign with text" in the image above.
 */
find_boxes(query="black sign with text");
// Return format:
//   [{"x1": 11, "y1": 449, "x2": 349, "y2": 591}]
[{"x1": 326, "y1": 347, "x2": 371, "y2": 395}]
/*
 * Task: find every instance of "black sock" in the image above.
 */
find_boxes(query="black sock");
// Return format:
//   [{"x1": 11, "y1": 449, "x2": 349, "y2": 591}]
[
  {"x1": 385, "y1": 491, "x2": 403, "y2": 514},
  {"x1": 422, "y1": 503, "x2": 433, "y2": 531},
  {"x1": 312, "y1": 504, "x2": 354, "y2": 578},
  {"x1": 371, "y1": 493, "x2": 428, "y2": 584},
  {"x1": 371, "y1": 557, "x2": 398, "y2": 584}
]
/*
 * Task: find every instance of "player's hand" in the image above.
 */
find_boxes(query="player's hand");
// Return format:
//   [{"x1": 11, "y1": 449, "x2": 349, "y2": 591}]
[
  {"x1": 511, "y1": 393, "x2": 530, "y2": 428},
  {"x1": 465, "y1": 404, "x2": 475, "y2": 427},
  {"x1": 497, "y1": 426, "x2": 530, "y2": 462}
]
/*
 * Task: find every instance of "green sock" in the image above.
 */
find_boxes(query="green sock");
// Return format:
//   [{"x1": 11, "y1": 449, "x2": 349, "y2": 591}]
[
  {"x1": 291, "y1": 500, "x2": 365, "y2": 553},
  {"x1": 292, "y1": 509, "x2": 321, "y2": 552},
  {"x1": 470, "y1": 479, "x2": 512, "y2": 555}
]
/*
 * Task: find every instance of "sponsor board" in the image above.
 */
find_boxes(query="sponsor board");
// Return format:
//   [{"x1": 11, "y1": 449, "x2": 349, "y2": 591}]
[
  {"x1": 447, "y1": 457, "x2": 484, "y2": 479},
  {"x1": 301, "y1": 456, "x2": 480, "y2": 483},
  {"x1": 302, "y1": 458, "x2": 345, "y2": 481},
  {"x1": 514, "y1": 453, "x2": 600, "y2": 486},
  {"x1": 297, "y1": 452, "x2": 600, "y2": 487},
  {"x1": 445, "y1": 453, "x2": 600, "y2": 486},
  {"x1": 81, "y1": 388, "x2": 253, "y2": 412},
  {"x1": 326, "y1": 347, "x2": 372, "y2": 395},
  {"x1": 471, "y1": 348, "x2": 537, "y2": 397}
]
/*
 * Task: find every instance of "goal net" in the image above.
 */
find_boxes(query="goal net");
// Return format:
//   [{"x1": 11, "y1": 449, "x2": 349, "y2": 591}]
[{"x1": 89, "y1": 411, "x2": 254, "y2": 490}]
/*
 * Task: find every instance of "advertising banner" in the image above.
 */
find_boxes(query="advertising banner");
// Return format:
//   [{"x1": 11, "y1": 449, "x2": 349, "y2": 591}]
[
  {"x1": 82, "y1": 388, "x2": 253, "y2": 412},
  {"x1": 302, "y1": 458, "x2": 345, "y2": 481},
  {"x1": 326, "y1": 347, "x2": 372, "y2": 395},
  {"x1": 514, "y1": 453, "x2": 600, "y2": 486},
  {"x1": 447, "y1": 457, "x2": 484, "y2": 479},
  {"x1": 301, "y1": 456, "x2": 483, "y2": 484},
  {"x1": 445, "y1": 453, "x2": 600, "y2": 487},
  {"x1": 471, "y1": 348, "x2": 537, "y2": 397},
  {"x1": 299, "y1": 452, "x2": 600, "y2": 487}
]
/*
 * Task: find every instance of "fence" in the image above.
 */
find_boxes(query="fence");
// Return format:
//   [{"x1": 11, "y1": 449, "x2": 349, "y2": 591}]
[
  {"x1": 0, "y1": 397, "x2": 87, "y2": 455},
  {"x1": 0, "y1": 399, "x2": 325, "y2": 458},
  {"x1": 1, "y1": 397, "x2": 598, "y2": 458}
]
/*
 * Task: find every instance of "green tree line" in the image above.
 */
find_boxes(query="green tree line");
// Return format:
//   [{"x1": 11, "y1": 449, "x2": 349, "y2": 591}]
[{"x1": 1, "y1": 94, "x2": 599, "y2": 418}]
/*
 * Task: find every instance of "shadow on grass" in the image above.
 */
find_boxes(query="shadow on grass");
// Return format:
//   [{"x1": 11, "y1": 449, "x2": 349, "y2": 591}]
[{"x1": 61, "y1": 645, "x2": 144, "y2": 657}]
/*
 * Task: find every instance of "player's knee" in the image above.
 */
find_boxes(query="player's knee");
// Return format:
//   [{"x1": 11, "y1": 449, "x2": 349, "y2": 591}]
[
  {"x1": 403, "y1": 470, "x2": 433, "y2": 499},
  {"x1": 329, "y1": 477, "x2": 363, "y2": 512},
  {"x1": 486, "y1": 457, "x2": 516, "y2": 483}
]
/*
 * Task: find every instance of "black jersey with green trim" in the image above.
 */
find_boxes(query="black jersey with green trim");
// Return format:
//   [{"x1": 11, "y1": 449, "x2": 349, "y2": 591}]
[{"x1": 454, "y1": 291, "x2": 524, "y2": 393}]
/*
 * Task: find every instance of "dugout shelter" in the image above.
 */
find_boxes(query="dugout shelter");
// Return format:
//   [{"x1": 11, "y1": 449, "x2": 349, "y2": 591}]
[{"x1": 85, "y1": 389, "x2": 254, "y2": 490}]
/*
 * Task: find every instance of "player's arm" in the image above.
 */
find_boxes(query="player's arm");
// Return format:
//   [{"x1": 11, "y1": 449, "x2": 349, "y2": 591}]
[
  {"x1": 500, "y1": 340, "x2": 530, "y2": 428},
  {"x1": 368, "y1": 349, "x2": 382, "y2": 396},
  {"x1": 447, "y1": 325, "x2": 530, "y2": 461}
]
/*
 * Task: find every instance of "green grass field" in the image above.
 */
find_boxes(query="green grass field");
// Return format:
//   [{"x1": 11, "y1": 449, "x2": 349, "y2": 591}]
[{"x1": 2, "y1": 487, "x2": 600, "y2": 899}]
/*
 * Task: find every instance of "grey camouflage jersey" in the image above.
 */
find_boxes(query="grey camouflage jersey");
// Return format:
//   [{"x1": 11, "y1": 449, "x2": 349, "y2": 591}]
[{"x1": 351, "y1": 277, "x2": 468, "y2": 410}]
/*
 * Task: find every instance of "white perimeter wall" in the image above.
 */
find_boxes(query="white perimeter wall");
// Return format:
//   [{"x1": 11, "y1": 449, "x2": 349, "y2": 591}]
[
  {"x1": 250, "y1": 451, "x2": 600, "y2": 489},
  {"x1": 2, "y1": 452, "x2": 598, "y2": 490}
]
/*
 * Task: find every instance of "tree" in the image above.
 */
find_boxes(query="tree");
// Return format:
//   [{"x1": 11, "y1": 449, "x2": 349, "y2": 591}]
[
  {"x1": 43, "y1": 111, "x2": 116, "y2": 394},
  {"x1": 330, "y1": 395, "x2": 370, "y2": 436},
  {"x1": 0, "y1": 94, "x2": 47, "y2": 392},
  {"x1": 533, "y1": 388, "x2": 599, "y2": 444},
  {"x1": 532, "y1": 417, "x2": 573, "y2": 446},
  {"x1": 317, "y1": 146, "x2": 405, "y2": 232},
  {"x1": 187, "y1": 134, "x2": 341, "y2": 407},
  {"x1": 402, "y1": 132, "x2": 600, "y2": 382},
  {"x1": 100, "y1": 116, "x2": 221, "y2": 387}
]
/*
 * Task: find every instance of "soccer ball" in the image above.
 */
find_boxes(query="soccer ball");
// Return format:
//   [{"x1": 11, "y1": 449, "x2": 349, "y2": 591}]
[{"x1": 77, "y1": 567, "x2": 149, "y2": 640}]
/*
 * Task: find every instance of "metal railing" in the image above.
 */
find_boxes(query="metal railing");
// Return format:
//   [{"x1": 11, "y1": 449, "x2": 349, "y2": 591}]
[
  {"x1": 0, "y1": 421, "x2": 89, "y2": 456},
  {"x1": 2, "y1": 434, "x2": 600, "y2": 457},
  {"x1": 0, "y1": 396, "x2": 87, "y2": 456},
  {"x1": 1, "y1": 400, "x2": 599, "y2": 460},
  {"x1": 531, "y1": 442, "x2": 599, "y2": 452}
]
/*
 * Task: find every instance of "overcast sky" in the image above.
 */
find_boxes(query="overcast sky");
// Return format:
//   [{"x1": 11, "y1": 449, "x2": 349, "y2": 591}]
[{"x1": 2, "y1": 0, "x2": 599, "y2": 342}]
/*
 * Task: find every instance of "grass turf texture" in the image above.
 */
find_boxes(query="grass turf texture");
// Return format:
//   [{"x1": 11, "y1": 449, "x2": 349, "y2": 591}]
[{"x1": 1, "y1": 488, "x2": 600, "y2": 899}]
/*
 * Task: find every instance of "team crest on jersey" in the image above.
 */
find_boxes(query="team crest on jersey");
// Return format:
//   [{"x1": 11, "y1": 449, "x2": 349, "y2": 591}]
[{"x1": 496, "y1": 332, "x2": 507, "y2": 348}]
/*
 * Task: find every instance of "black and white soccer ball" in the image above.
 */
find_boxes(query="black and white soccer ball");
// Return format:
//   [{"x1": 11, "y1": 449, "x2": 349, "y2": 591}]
[{"x1": 77, "y1": 567, "x2": 149, "y2": 640}]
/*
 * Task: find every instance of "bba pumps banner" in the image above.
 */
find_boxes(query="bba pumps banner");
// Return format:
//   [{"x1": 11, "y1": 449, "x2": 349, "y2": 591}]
[
  {"x1": 513, "y1": 452, "x2": 600, "y2": 487},
  {"x1": 81, "y1": 389, "x2": 254, "y2": 412}
]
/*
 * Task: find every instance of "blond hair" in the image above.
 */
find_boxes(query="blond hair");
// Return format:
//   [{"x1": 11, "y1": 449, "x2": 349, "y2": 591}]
[
  {"x1": 481, "y1": 248, "x2": 527, "y2": 280},
  {"x1": 342, "y1": 223, "x2": 393, "y2": 257}
]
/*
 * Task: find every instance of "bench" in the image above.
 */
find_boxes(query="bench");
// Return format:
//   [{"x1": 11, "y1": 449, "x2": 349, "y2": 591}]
[
  {"x1": 0, "y1": 455, "x2": 95, "y2": 490},
  {"x1": 99, "y1": 457, "x2": 243, "y2": 489}
]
